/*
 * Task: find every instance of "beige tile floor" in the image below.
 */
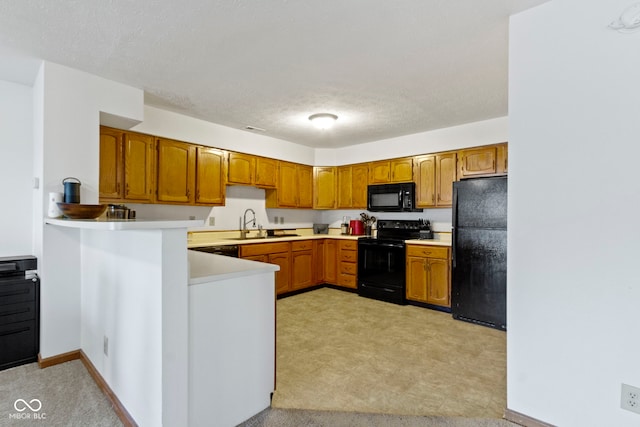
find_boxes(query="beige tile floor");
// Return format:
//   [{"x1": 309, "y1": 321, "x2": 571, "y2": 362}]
[{"x1": 271, "y1": 287, "x2": 506, "y2": 418}]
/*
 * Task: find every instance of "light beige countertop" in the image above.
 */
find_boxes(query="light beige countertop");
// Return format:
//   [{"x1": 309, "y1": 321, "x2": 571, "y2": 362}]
[{"x1": 187, "y1": 228, "x2": 451, "y2": 248}]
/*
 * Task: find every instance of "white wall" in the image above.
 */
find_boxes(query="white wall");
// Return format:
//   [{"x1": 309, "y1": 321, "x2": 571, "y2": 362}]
[
  {"x1": 0, "y1": 80, "x2": 33, "y2": 257},
  {"x1": 508, "y1": 1, "x2": 640, "y2": 426},
  {"x1": 133, "y1": 105, "x2": 316, "y2": 164},
  {"x1": 315, "y1": 116, "x2": 508, "y2": 166},
  {"x1": 81, "y1": 228, "x2": 188, "y2": 427},
  {"x1": 36, "y1": 62, "x2": 144, "y2": 358}
]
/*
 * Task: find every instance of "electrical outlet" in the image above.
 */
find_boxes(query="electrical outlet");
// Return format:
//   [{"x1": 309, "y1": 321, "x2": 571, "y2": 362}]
[
  {"x1": 209, "y1": 217, "x2": 215, "y2": 226},
  {"x1": 273, "y1": 216, "x2": 279, "y2": 224},
  {"x1": 621, "y1": 383, "x2": 640, "y2": 414},
  {"x1": 103, "y1": 336, "x2": 109, "y2": 356},
  {"x1": 280, "y1": 217, "x2": 285, "y2": 224}
]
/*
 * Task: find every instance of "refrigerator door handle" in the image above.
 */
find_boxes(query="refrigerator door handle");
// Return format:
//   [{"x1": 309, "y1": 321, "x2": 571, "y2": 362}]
[{"x1": 451, "y1": 183, "x2": 458, "y2": 269}]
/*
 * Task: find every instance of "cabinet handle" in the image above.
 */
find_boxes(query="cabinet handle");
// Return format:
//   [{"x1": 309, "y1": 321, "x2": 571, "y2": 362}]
[
  {"x1": 492, "y1": 159, "x2": 496, "y2": 170},
  {"x1": 125, "y1": 183, "x2": 129, "y2": 195}
]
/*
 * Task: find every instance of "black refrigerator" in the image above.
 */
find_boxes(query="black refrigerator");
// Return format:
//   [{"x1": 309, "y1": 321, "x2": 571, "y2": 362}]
[{"x1": 451, "y1": 176, "x2": 507, "y2": 331}]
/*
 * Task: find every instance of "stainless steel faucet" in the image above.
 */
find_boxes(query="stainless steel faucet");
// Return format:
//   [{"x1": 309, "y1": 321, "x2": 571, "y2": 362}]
[{"x1": 240, "y1": 208, "x2": 256, "y2": 239}]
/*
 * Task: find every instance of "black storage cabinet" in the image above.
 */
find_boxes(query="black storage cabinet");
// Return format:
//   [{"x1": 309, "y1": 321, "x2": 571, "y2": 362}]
[{"x1": 0, "y1": 256, "x2": 39, "y2": 371}]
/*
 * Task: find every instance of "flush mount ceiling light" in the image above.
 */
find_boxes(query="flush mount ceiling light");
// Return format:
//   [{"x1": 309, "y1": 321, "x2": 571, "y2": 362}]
[{"x1": 308, "y1": 113, "x2": 338, "y2": 130}]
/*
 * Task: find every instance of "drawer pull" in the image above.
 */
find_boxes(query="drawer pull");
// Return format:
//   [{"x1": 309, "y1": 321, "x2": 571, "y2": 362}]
[
  {"x1": 0, "y1": 289, "x2": 30, "y2": 298},
  {"x1": 0, "y1": 326, "x2": 30, "y2": 336},
  {"x1": 0, "y1": 307, "x2": 30, "y2": 317}
]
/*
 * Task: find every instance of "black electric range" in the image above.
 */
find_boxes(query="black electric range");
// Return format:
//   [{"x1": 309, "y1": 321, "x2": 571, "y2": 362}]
[{"x1": 357, "y1": 219, "x2": 432, "y2": 304}]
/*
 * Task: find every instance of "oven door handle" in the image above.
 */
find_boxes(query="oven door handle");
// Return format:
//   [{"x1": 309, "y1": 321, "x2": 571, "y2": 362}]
[{"x1": 358, "y1": 242, "x2": 404, "y2": 249}]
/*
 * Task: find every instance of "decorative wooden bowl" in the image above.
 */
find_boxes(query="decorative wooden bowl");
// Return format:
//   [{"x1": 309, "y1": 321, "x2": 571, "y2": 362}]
[{"x1": 57, "y1": 203, "x2": 107, "y2": 219}]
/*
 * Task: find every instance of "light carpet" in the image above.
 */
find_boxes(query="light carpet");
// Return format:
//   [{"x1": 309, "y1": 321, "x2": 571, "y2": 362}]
[{"x1": 0, "y1": 360, "x2": 121, "y2": 426}]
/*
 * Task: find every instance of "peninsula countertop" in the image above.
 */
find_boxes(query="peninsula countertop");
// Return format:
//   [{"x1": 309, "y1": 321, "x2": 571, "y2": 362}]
[{"x1": 188, "y1": 250, "x2": 279, "y2": 285}]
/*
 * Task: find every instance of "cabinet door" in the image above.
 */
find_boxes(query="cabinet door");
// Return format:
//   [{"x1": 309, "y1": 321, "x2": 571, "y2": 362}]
[
  {"x1": 297, "y1": 165, "x2": 313, "y2": 208},
  {"x1": 313, "y1": 167, "x2": 337, "y2": 209},
  {"x1": 369, "y1": 161, "x2": 390, "y2": 184},
  {"x1": 458, "y1": 146, "x2": 498, "y2": 178},
  {"x1": 278, "y1": 161, "x2": 298, "y2": 207},
  {"x1": 337, "y1": 166, "x2": 353, "y2": 208},
  {"x1": 324, "y1": 240, "x2": 338, "y2": 284},
  {"x1": 124, "y1": 132, "x2": 155, "y2": 202},
  {"x1": 313, "y1": 240, "x2": 325, "y2": 284},
  {"x1": 227, "y1": 152, "x2": 254, "y2": 185},
  {"x1": 99, "y1": 127, "x2": 123, "y2": 200},
  {"x1": 390, "y1": 158, "x2": 413, "y2": 182},
  {"x1": 414, "y1": 155, "x2": 436, "y2": 208},
  {"x1": 291, "y1": 250, "x2": 313, "y2": 290},
  {"x1": 351, "y1": 163, "x2": 369, "y2": 209},
  {"x1": 497, "y1": 143, "x2": 508, "y2": 174},
  {"x1": 157, "y1": 138, "x2": 196, "y2": 203},
  {"x1": 195, "y1": 147, "x2": 226, "y2": 205},
  {"x1": 426, "y1": 258, "x2": 450, "y2": 307},
  {"x1": 269, "y1": 252, "x2": 291, "y2": 295},
  {"x1": 436, "y1": 152, "x2": 456, "y2": 207},
  {"x1": 406, "y1": 256, "x2": 428, "y2": 302},
  {"x1": 255, "y1": 157, "x2": 278, "y2": 188}
]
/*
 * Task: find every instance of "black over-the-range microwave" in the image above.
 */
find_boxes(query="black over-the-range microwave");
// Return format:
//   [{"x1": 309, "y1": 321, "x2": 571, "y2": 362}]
[{"x1": 367, "y1": 182, "x2": 423, "y2": 212}]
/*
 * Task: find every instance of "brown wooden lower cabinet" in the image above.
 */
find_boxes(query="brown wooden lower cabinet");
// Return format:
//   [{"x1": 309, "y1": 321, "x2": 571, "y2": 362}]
[
  {"x1": 238, "y1": 238, "x2": 363, "y2": 295},
  {"x1": 405, "y1": 245, "x2": 451, "y2": 308},
  {"x1": 313, "y1": 240, "x2": 325, "y2": 284},
  {"x1": 291, "y1": 240, "x2": 313, "y2": 291},
  {"x1": 240, "y1": 242, "x2": 291, "y2": 295},
  {"x1": 323, "y1": 240, "x2": 338, "y2": 284},
  {"x1": 337, "y1": 240, "x2": 358, "y2": 289}
]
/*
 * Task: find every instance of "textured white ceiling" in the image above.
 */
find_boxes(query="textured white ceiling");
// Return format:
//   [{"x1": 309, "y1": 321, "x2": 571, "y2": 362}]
[{"x1": 0, "y1": 0, "x2": 548, "y2": 148}]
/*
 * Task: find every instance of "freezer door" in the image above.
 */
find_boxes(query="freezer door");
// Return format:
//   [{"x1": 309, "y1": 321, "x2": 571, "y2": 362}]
[
  {"x1": 452, "y1": 228, "x2": 506, "y2": 330},
  {"x1": 453, "y1": 176, "x2": 507, "y2": 229}
]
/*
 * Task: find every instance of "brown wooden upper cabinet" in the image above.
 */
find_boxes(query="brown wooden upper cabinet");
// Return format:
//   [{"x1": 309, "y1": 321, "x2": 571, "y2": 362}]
[
  {"x1": 414, "y1": 152, "x2": 457, "y2": 208},
  {"x1": 313, "y1": 166, "x2": 337, "y2": 209},
  {"x1": 369, "y1": 157, "x2": 414, "y2": 184},
  {"x1": 99, "y1": 126, "x2": 155, "y2": 203},
  {"x1": 156, "y1": 138, "x2": 196, "y2": 204},
  {"x1": 457, "y1": 143, "x2": 507, "y2": 179},
  {"x1": 266, "y1": 162, "x2": 313, "y2": 208},
  {"x1": 227, "y1": 152, "x2": 277, "y2": 188},
  {"x1": 195, "y1": 147, "x2": 226, "y2": 205},
  {"x1": 337, "y1": 163, "x2": 368, "y2": 209}
]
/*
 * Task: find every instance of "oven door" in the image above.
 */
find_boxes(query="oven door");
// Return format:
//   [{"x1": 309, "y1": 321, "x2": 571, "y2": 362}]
[{"x1": 357, "y1": 239, "x2": 406, "y2": 304}]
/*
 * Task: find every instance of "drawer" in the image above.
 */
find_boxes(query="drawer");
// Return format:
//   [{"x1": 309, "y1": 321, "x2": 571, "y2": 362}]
[
  {"x1": 406, "y1": 245, "x2": 450, "y2": 259},
  {"x1": 0, "y1": 279, "x2": 37, "y2": 305},
  {"x1": 0, "y1": 319, "x2": 38, "y2": 370},
  {"x1": 340, "y1": 261, "x2": 357, "y2": 275},
  {"x1": 340, "y1": 250, "x2": 357, "y2": 262},
  {"x1": 291, "y1": 240, "x2": 313, "y2": 251},
  {"x1": 240, "y1": 242, "x2": 290, "y2": 257},
  {"x1": 337, "y1": 273, "x2": 357, "y2": 288},
  {"x1": 0, "y1": 302, "x2": 36, "y2": 325},
  {"x1": 339, "y1": 240, "x2": 358, "y2": 251}
]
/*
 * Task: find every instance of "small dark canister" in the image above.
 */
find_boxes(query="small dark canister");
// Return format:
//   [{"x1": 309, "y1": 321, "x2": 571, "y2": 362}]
[{"x1": 62, "y1": 177, "x2": 81, "y2": 203}]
